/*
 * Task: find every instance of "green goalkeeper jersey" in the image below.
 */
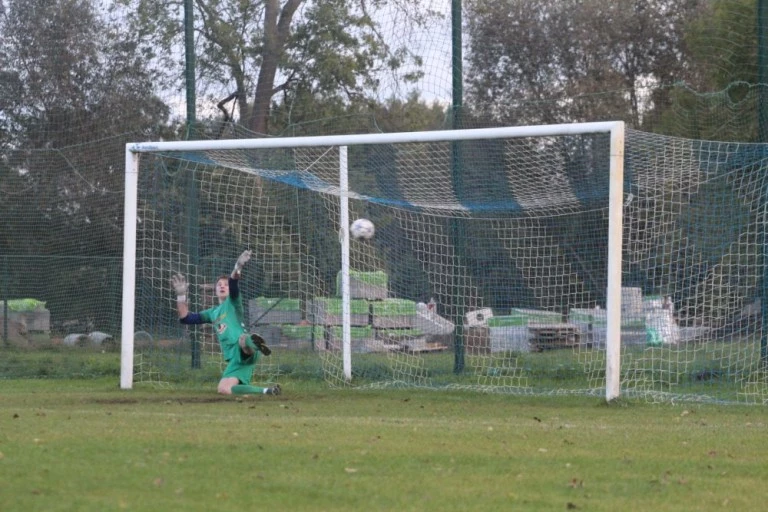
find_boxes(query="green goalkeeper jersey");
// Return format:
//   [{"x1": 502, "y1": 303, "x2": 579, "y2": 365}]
[{"x1": 199, "y1": 283, "x2": 246, "y2": 362}]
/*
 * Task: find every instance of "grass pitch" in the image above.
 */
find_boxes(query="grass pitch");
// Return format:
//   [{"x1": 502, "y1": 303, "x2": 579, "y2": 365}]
[{"x1": 2, "y1": 378, "x2": 768, "y2": 511}]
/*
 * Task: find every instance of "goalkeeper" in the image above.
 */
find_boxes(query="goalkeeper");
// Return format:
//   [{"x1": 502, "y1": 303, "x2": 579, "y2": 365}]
[{"x1": 171, "y1": 250, "x2": 280, "y2": 396}]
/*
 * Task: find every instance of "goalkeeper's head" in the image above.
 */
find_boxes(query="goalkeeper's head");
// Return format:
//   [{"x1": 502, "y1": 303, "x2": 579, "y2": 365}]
[{"x1": 215, "y1": 275, "x2": 230, "y2": 302}]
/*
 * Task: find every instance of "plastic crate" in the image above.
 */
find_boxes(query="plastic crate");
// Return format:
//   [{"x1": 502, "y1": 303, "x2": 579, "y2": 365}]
[
  {"x1": 336, "y1": 270, "x2": 388, "y2": 299},
  {"x1": 371, "y1": 298, "x2": 416, "y2": 328},
  {"x1": 248, "y1": 297, "x2": 302, "y2": 326},
  {"x1": 308, "y1": 297, "x2": 370, "y2": 326}
]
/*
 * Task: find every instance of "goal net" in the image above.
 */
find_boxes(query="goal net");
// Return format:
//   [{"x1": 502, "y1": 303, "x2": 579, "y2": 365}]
[{"x1": 121, "y1": 123, "x2": 768, "y2": 404}]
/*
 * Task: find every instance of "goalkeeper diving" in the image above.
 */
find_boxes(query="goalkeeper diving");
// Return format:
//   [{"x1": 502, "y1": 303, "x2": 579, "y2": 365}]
[{"x1": 171, "y1": 250, "x2": 280, "y2": 396}]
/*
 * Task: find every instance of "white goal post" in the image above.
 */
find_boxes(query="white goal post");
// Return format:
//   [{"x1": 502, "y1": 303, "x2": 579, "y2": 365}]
[{"x1": 121, "y1": 122, "x2": 625, "y2": 400}]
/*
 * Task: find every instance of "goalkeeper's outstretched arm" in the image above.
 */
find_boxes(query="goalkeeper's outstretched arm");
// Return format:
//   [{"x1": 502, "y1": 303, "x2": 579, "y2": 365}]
[
  {"x1": 171, "y1": 273, "x2": 202, "y2": 324},
  {"x1": 176, "y1": 298, "x2": 190, "y2": 320}
]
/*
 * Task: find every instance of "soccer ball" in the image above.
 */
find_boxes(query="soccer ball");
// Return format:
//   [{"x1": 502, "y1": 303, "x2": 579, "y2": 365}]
[{"x1": 350, "y1": 218, "x2": 375, "y2": 240}]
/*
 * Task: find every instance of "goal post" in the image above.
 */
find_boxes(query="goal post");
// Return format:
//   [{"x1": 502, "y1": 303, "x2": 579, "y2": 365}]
[
  {"x1": 605, "y1": 125, "x2": 625, "y2": 401},
  {"x1": 121, "y1": 122, "x2": 626, "y2": 399},
  {"x1": 120, "y1": 149, "x2": 140, "y2": 390}
]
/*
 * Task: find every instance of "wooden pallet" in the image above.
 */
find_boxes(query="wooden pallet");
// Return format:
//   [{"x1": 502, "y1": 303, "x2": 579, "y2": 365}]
[
  {"x1": 406, "y1": 342, "x2": 449, "y2": 354},
  {"x1": 528, "y1": 323, "x2": 581, "y2": 351},
  {"x1": 386, "y1": 341, "x2": 449, "y2": 354}
]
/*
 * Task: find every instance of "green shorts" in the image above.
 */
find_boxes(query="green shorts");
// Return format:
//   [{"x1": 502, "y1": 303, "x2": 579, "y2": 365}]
[{"x1": 221, "y1": 348, "x2": 260, "y2": 385}]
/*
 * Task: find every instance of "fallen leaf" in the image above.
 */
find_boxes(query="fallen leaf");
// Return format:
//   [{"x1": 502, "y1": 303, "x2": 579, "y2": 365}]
[{"x1": 568, "y1": 478, "x2": 583, "y2": 488}]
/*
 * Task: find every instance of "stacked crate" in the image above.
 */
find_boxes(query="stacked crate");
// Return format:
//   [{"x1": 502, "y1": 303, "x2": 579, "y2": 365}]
[
  {"x1": 248, "y1": 271, "x2": 435, "y2": 353},
  {"x1": 280, "y1": 324, "x2": 325, "y2": 349},
  {"x1": 308, "y1": 297, "x2": 374, "y2": 352},
  {"x1": 371, "y1": 298, "x2": 424, "y2": 352},
  {"x1": 487, "y1": 309, "x2": 563, "y2": 353},
  {"x1": 308, "y1": 297, "x2": 370, "y2": 326},
  {"x1": 0, "y1": 299, "x2": 50, "y2": 347},
  {"x1": 335, "y1": 270, "x2": 388, "y2": 300},
  {"x1": 330, "y1": 271, "x2": 423, "y2": 352},
  {"x1": 249, "y1": 297, "x2": 303, "y2": 325},
  {"x1": 326, "y1": 325, "x2": 376, "y2": 352},
  {"x1": 568, "y1": 308, "x2": 607, "y2": 349},
  {"x1": 248, "y1": 297, "x2": 307, "y2": 348}
]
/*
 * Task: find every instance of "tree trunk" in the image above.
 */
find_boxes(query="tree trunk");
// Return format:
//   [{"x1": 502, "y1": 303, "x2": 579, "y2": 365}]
[
  {"x1": 249, "y1": 57, "x2": 279, "y2": 135},
  {"x1": 247, "y1": 0, "x2": 302, "y2": 134}
]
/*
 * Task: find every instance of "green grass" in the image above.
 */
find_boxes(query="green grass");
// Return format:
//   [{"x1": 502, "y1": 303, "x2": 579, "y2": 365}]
[
  {"x1": 2, "y1": 379, "x2": 768, "y2": 511},
  {"x1": 4, "y1": 338, "x2": 768, "y2": 402}
]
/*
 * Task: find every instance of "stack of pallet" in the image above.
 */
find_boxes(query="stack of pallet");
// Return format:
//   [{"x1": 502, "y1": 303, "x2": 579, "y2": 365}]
[
  {"x1": 307, "y1": 296, "x2": 373, "y2": 352},
  {"x1": 248, "y1": 271, "x2": 451, "y2": 354},
  {"x1": 0, "y1": 299, "x2": 50, "y2": 347},
  {"x1": 248, "y1": 297, "x2": 306, "y2": 349}
]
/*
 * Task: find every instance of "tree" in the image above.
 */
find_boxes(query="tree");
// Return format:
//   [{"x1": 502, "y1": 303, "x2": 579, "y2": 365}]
[
  {"x1": 646, "y1": 0, "x2": 764, "y2": 140},
  {"x1": 0, "y1": 0, "x2": 173, "y2": 327},
  {"x1": 463, "y1": 0, "x2": 701, "y2": 127},
  {"x1": 685, "y1": 0, "x2": 757, "y2": 89},
  {"x1": 119, "y1": 0, "x2": 437, "y2": 136},
  {"x1": 0, "y1": 0, "x2": 170, "y2": 255}
]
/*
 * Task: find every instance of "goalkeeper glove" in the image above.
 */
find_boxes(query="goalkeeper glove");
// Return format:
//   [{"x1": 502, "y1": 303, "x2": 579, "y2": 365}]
[
  {"x1": 171, "y1": 273, "x2": 188, "y2": 303},
  {"x1": 232, "y1": 250, "x2": 252, "y2": 277}
]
